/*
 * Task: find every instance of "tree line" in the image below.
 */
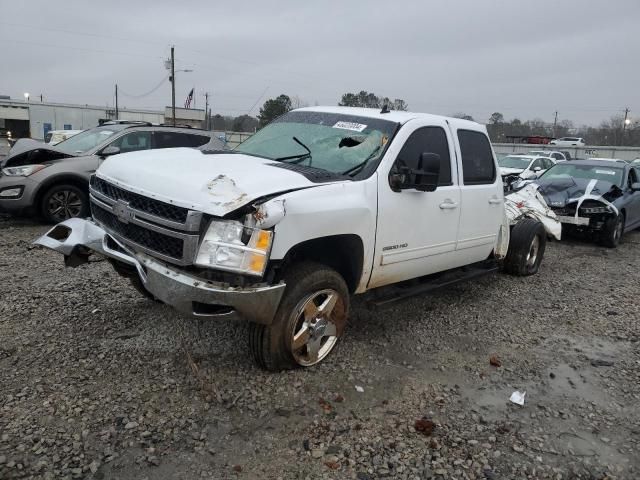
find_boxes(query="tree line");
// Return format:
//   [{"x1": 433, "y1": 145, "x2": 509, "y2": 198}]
[{"x1": 212, "y1": 93, "x2": 638, "y2": 147}]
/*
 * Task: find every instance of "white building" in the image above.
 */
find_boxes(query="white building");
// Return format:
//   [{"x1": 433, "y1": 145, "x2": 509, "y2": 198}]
[{"x1": 0, "y1": 98, "x2": 205, "y2": 140}]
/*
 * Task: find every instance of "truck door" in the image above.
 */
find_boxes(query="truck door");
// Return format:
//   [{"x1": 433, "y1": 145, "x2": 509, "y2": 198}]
[
  {"x1": 453, "y1": 128, "x2": 504, "y2": 263},
  {"x1": 368, "y1": 120, "x2": 462, "y2": 288}
]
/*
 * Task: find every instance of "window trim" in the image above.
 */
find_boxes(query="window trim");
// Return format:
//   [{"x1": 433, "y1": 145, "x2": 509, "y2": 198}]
[{"x1": 457, "y1": 129, "x2": 497, "y2": 186}]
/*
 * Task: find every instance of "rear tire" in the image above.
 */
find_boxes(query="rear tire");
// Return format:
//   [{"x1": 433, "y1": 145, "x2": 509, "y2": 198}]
[
  {"x1": 249, "y1": 261, "x2": 349, "y2": 371},
  {"x1": 40, "y1": 184, "x2": 89, "y2": 223},
  {"x1": 600, "y1": 214, "x2": 624, "y2": 248},
  {"x1": 503, "y1": 218, "x2": 546, "y2": 276}
]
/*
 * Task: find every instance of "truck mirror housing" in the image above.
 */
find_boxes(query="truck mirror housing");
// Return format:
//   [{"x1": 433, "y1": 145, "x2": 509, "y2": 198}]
[{"x1": 390, "y1": 153, "x2": 440, "y2": 192}]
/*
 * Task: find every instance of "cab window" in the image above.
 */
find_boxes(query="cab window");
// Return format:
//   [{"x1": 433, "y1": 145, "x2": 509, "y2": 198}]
[
  {"x1": 394, "y1": 127, "x2": 452, "y2": 186},
  {"x1": 531, "y1": 158, "x2": 544, "y2": 170},
  {"x1": 458, "y1": 130, "x2": 495, "y2": 185},
  {"x1": 154, "y1": 132, "x2": 210, "y2": 149},
  {"x1": 628, "y1": 168, "x2": 639, "y2": 188},
  {"x1": 110, "y1": 131, "x2": 151, "y2": 153}
]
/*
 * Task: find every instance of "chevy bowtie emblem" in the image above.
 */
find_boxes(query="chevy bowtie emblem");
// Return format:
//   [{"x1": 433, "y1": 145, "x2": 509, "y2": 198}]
[{"x1": 113, "y1": 199, "x2": 134, "y2": 224}]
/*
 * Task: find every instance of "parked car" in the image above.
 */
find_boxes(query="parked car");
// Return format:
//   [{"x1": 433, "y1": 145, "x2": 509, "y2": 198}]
[
  {"x1": 0, "y1": 122, "x2": 225, "y2": 222},
  {"x1": 533, "y1": 159, "x2": 640, "y2": 247},
  {"x1": 550, "y1": 137, "x2": 586, "y2": 147},
  {"x1": 527, "y1": 150, "x2": 568, "y2": 162},
  {"x1": 45, "y1": 129, "x2": 84, "y2": 145},
  {"x1": 499, "y1": 154, "x2": 555, "y2": 191},
  {"x1": 36, "y1": 106, "x2": 551, "y2": 370}
]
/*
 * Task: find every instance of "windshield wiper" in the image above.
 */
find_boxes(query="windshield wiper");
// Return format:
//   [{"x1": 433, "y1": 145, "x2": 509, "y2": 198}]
[
  {"x1": 341, "y1": 145, "x2": 382, "y2": 176},
  {"x1": 274, "y1": 136, "x2": 312, "y2": 164}
]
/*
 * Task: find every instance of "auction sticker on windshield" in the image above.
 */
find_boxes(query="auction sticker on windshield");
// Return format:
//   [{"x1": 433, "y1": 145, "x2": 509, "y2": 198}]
[
  {"x1": 595, "y1": 169, "x2": 616, "y2": 175},
  {"x1": 333, "y1": 121, "x2": 367, "y2": 132}
]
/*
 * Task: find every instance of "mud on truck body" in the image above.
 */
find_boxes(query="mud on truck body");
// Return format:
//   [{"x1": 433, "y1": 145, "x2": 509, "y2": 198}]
[{"x1": 36, "y1": 106, "x2": 556, "y2": 370}]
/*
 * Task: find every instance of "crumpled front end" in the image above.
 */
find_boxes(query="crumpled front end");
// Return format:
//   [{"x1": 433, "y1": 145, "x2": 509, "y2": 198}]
[
  {"x1": 34, "y1": 218, "x2": 285, "y2": 324},
  {"x1": 505, "y1": 183, "x2": 562, "y2": 241},
  {"x1": 537, "y1": 178, "x2": 621, "y2": 231}
]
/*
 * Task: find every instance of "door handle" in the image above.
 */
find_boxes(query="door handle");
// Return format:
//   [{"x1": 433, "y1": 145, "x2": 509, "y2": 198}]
[
  {"x1": 439, "y1": 200, "x2": 458, "y2": 210},
  {"x1": 488, "y1": 198, "x2": 502, "y2": 205}
]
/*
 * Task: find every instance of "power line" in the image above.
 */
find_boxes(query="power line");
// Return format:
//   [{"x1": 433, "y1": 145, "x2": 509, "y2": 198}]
[
  {"x1": 118, "y1": 75, "x2": 170, "y2": 99},
  {"x1": 0, "y1": 21, "x2": 163, "y2": 47},
  {"x1": 1, "y1": 38, "x2": 163, "y2": 61}
]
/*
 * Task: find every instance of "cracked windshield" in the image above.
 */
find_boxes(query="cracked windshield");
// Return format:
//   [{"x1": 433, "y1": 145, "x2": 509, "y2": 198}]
[{"x1": 235, "y1": 111, "x2": 398, "y2": 175}]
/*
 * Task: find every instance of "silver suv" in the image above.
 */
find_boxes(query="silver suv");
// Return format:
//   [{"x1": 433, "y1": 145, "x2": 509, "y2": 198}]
[{"x1": 0, "y1": 122, "x2": 225, "y2": 222}]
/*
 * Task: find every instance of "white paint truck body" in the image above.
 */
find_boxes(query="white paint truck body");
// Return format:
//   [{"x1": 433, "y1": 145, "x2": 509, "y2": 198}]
[{"x1": 36, "y1": 106, "x2": 551, "y2": 370}]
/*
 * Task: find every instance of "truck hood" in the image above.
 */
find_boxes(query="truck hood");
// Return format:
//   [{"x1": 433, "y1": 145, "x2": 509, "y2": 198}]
[{"x1": 97, "y1": 148, "x2": 339, "y2": 217}]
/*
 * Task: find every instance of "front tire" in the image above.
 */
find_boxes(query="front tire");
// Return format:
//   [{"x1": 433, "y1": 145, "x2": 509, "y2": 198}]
[
  {"x1": 40, "y1": 184, "x2": 89, "y2": 223},
  {"x1": 249, "y1": 261, "x2": 349, "y2": 371},
  {"x1": 503, "y1": 218, "x2": 546, "y2": 276},
  {"x1": 600, "y1": 214, "x2": 624, "y2": 248}
]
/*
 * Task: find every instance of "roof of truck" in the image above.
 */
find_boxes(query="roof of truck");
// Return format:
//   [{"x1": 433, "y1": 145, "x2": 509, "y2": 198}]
[{"x1": 295, "y1": 106, "x2": 482, "y2": 129}]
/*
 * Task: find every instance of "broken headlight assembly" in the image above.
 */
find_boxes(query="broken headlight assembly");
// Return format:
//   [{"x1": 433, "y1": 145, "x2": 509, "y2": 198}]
[
  {"x1": 580, "y1": 205, "x2": 611, "y2": 214},
  {"x1": 194, "y1": 219, "x2": 273, "y2": 276},
  {"x1": 2, "y1": 164, "x2": 49, "y2": 177}
]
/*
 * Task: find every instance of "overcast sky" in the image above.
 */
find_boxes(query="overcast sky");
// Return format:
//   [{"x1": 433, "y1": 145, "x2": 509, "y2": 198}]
[{"x1": 1, "y1": 0, "x2": 638, "y2": 125}]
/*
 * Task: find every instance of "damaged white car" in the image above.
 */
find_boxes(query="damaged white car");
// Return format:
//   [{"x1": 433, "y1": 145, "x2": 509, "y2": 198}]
[{"x1": 36, "y1": 107, "x2": 558, "y2": 370}]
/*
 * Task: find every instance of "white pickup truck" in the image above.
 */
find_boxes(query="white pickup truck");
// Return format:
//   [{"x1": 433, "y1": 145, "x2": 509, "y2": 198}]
[{"x1": 36, "y1": 106, "x2": 549, "y2": 370}]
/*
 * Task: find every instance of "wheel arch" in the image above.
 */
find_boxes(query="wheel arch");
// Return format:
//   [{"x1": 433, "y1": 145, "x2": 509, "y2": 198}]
[
  {"x1": 277, "y1": 234, "x2": 365, "y2": 293},
  {"x1": 33, "y1": 173, "x2": 90, "y2": 214}
]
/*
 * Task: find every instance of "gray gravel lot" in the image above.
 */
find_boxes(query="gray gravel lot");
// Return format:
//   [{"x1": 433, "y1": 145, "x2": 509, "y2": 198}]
[{"x1": 1, "y1": 216, "x2": 639, "y2": 480}]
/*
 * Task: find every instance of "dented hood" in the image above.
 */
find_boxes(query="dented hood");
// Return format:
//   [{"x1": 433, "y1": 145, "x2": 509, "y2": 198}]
[
  {"x1": 96, "y1": 148, "x2": 327, "y2": 216},
  {"x1": 2, "y1": 138, "x2": 73, "y2": 167},
  {"x1": 534, "y1": 176, "x2": 620, "y2": 208},
  {"x1": 500, "y1": 167, "x2": 525, "y2": 176}
]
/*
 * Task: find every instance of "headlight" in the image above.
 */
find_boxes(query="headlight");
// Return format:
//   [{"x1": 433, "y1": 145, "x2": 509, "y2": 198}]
[
  {"x1": 580, "y1": 206, "x2": 610, "y2": 214},
  {"x1": 194, "y1": 220, "x2": 273, "y2": 276},
  {"x1": 2, "y1": 164, "x2": 48, "y2": 177}
]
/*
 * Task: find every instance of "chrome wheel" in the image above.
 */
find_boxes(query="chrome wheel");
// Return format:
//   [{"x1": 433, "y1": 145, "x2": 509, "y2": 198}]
[
  {"x1": 290, "y1": 289, "x2": 342, "y2": 366},
  {"x1": 526, "y1": 235, "x2": 540, "y2": 268},
  {"x1": 47, "y1": 190, "x2": 83, "y2": 221}
]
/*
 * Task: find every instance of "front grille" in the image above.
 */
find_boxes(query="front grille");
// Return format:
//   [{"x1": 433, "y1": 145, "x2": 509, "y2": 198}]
[
  {"x1": 90, "y1": 176, "x2": 189, "y2": 223},
  {"x1": 92, "y1": 203, "x2": 185, "y2": 260}
]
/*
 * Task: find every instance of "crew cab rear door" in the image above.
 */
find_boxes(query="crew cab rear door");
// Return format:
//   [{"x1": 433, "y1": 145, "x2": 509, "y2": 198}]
[
  {"x1": 452, "y1": 126, "x2": 504, "y2": 263},
  {"x1": 368, "y1": 118, "x2": 461, "y2": 288}
]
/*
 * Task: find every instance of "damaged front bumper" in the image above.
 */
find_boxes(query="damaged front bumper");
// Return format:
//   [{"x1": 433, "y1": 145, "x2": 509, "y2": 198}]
[{"x1": 34, "y1": 218, "x2": 286, "y2": 324}]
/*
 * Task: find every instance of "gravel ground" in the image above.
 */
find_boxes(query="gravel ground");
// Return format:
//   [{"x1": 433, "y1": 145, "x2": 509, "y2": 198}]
[{"x1": 1, "y1": 216, "x2": 639, "y2": 480}]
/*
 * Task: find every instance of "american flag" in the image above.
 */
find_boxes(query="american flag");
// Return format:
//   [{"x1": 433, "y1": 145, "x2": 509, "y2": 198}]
[{"x1": 184, "y1": 88, "x2": 194, "y2": 108}]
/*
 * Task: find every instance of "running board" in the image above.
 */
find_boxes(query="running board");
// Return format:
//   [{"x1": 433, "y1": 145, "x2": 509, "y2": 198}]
[{"x1": 366, "y1": 262, "x2": 499, "y2": 309}]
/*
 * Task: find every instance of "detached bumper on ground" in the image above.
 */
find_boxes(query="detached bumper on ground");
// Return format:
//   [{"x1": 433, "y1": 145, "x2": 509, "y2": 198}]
[{"x1": 34, "y1": 218, "x2": 286, "y2": 324}]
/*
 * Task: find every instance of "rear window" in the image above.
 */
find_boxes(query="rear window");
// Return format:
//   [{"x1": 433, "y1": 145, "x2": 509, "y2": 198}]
[
  {"x1": 458, "y1": 130, "x2": 496, "y2": 185},
  {"x1": 540, "y1": 163, "x2": 623, "y2": 185}
]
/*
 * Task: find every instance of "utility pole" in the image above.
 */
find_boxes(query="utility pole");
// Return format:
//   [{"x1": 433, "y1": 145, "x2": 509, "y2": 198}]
[
  {"x1": 204, "y1": 92, "x2": 209, "y2": 129},
  {"x1": 115, "y1": 84, "x2": 119, "y2": 119},
  {"x1": 553, "y1": 111, "x2": 558, "y2": 137},
  {"x1": 622, "y1": 107, "x2": 630, "y2": 145},
  {"x1": 171, "y1": 46, "x2": 176, "y2": 126}
]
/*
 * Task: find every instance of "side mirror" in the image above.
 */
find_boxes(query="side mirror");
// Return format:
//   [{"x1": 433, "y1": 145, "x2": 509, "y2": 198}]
[
  {"x1": 631, "y1": 182, "x2": 640, "y2": 191},
  {"x1": 532, "y1": 166, "x2": 542, "y2": 172},
  {"x1": 389, "y1": 152, "x2": 440, "y2": 192},
  {"x1": 100, "y1": 145, "x2": 121, "y2": 157}
]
